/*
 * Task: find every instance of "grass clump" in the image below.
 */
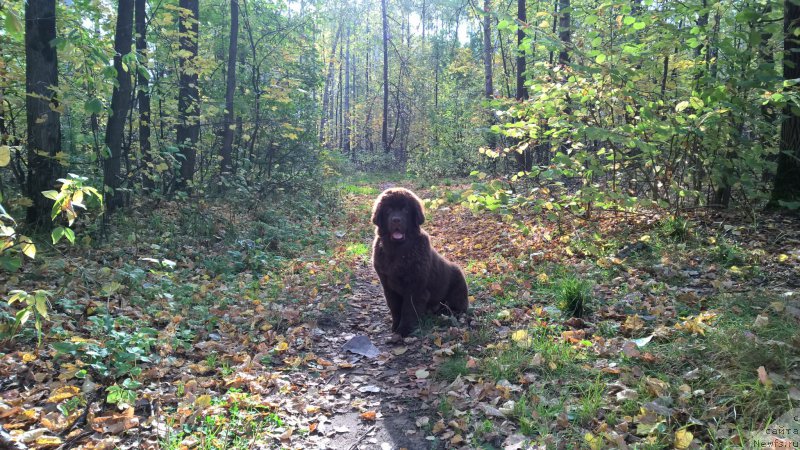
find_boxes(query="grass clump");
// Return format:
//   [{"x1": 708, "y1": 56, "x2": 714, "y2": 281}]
[{"x1": 555, "y1": 276, "x2": 592, "y2": 318}]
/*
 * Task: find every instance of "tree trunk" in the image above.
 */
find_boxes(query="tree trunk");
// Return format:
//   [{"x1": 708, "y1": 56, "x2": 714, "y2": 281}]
[
  {"x1": 482, "y1": 0, "x2": 493, "y2": 99},
  {"x1": 176, "y1": 0, "x2": 200, "y2": 189},
  {"x1": 557, "y1": 0, "x2": 570, "y2": 66},
  {"x1": 343, "y1": 24, "x2": 352, "y2": 156},
  {"x1": 515, "y1": 0, "x2": 527, "y2": 100},
  {"x1": 24, "y1": 0, "x2": 60, "y2": 227},
  {"x1": 769, "y1": 0, "x2": 800, "y2": 208},
  {"x1": 381, "y1": 0, "x2": 390, "y2": 153},
  {"x1": 104, "y1": 0, "x2": 134, "y2": 212},
  {"x1": 135, "y1": 0, "x2": 153, "y2": 191},
  {"x1": 319, "y1": 22, "x2": 341, "y2": 145},
  {"x1": 220, "y1": 0, "x2": 238, "y2": 177}
]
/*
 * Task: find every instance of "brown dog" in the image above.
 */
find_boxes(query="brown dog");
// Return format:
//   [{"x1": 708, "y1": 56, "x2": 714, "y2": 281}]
[{"x1": 371, "y1": 188, "x2": 468, "y2": 339}]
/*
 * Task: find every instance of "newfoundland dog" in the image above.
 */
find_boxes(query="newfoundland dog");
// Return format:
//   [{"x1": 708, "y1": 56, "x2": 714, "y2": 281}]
[{"x1": 371, "y1": 188, "x2": 468, "y2": 339}]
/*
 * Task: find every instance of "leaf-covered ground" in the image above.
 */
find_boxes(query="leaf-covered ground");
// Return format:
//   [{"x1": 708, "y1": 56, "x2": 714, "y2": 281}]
[{"x1": 1, "y1": 177, "x2": 799, "y2": 449}]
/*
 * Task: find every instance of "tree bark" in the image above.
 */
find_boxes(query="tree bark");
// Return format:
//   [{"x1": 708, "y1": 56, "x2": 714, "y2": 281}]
[
  {"x1": 176, "y1": 0, "x2": 200, "y2": 189},
  {"x1": 557, "y1": 0, "x2": 570, "y2": 66},
  {"x1": 381, "y1": 0, "x2": 390, "y2": 153},
  {"x1": 482, "y1": 0, "x2": 493, "y2": 99},
  {"x1": 24, "y1": 0, "x2": 60, "y2": 226},
  {"x1": 135, "y1": 0, "x2": 153, "y2": 191},
  {"x1": 515, "y1": 0, "x2": 527, "y2": 100},
  {"x1": 104, "y1": 0, "x2": 135, "y2": 212},
  {"x1": 220, "y1": 0, "x2": 238, "y2": 176},
  {"x1": 769, "y1": 0, "x2": 800, "y2": 207}
]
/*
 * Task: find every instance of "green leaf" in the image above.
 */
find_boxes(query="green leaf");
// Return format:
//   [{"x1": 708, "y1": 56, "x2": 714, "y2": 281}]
[
  {"x1": 675, "y1": 101, "x2": 690, "y2": 112},
  {"x1": 51, "y1": 227, "x2": 65, "y2": 244},
  {"x1": 42, "y1": 190, "x2": 59, "y2": 200},
  {"x1": 586, "y1": 15, "x2": 598, "y2": 25},
  {"x1": 52, "y1": 341, "x2": 79, "y2": 354},
  {"x1": 4, "y1": 11, "x2": 23, "y2": 39},
  {"x1": 64, "y1": 227, "x2": 76, "y2": 244},
  {"x1": 623, "y1": 16, "x2": 635, "y2": 25},
  {"x1": 591, "y1": 36, "x2": 602, "y2": 48},
  {"x1": 633, "y1": 22, "x2": 646, "y2": 30},
  {"x1": 84, "y1": 98, "x2": 103, "y2": 114},
  {"x1": 595, "y1": 53, "x2": 607, "y2": 64},
  {"x1": 0, "y1": 254, "x2": 22, "y2": 272},
  {"x1": 137, "y1": 65, "x2": 150, "y2": 81},
  {"x1": 34, "y1": 296, "x2": 49, "y2": 319},
  {"x1": 16, "y1": 309, "x2": 31, "y2": 326}
]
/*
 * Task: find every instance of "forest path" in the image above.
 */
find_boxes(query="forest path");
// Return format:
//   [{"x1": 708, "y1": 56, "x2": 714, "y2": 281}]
[
  {"x1": 309, "y1": 260, "x2": 436, "y2": 449},
  {"x1": 289, "y1": 182, "x2": 441, "y2": 449}
]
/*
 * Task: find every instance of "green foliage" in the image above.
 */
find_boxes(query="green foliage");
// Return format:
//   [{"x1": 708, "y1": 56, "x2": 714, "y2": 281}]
[
  {"x1": 659, "y1": 216, "x2": 691, "y2": 242},
  {"x1": 43, "y1": 174, "x2": 103, "y2": 228},
  {"x1": 0, "y1": 205, "x2": 35, "y2": 272},
  {"x1": 52, "y1": 317, "x2": 158, "y2": 379},
  {"x1": 555, "y1": 276, "x2": 591, "y2": 318},
  {"x1": 4, "y1": 290, "x2": 52, "y2": 345},
  {"x1": 107, "y1": 378, "x2": 141, "y2": 407}
]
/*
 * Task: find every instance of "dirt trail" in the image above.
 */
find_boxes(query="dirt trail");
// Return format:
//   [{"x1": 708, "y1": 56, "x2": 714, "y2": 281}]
[{"x1": 298, "y1": 223, "x2": 438, "y2": 449}]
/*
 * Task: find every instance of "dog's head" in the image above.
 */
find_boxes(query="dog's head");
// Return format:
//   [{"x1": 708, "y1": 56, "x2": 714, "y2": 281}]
[{"x1": 371, "y1": 188, "x2": 425, "y2": 243}]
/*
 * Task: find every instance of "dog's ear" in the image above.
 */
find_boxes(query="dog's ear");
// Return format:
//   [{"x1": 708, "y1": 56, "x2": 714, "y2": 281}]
[
  {"x1": 371, "y1": 195, "x2": 384, "y2": 226},
  {"x1": 410, "y1": 193, "x2": 425, "y2": 226}
]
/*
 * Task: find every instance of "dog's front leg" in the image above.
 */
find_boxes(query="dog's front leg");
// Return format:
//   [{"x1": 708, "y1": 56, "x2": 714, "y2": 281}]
[{"x1": 396, "y1": 290, "x2": 429, "y2": 337}]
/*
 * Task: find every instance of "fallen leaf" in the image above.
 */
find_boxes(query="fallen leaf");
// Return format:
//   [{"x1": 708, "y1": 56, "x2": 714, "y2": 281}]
[
  {"x1": 674, "y1": 429, "x2": 693, "y2": 449},
  {"x1": 415, "y1": 368, "x2": 430, "y2": 379},
  {"x1": 360, "y1": 411, "x2": 377, "y2": 421},
  {"x1": 585, "y1": 432, "x2": 603, "y2": 450},
  {"x1": 757, "y1": 366, "x2": 772, "y2": 388},
  {"x1": 644, "y1": 377, "x2": 670, "y2": 397},
  {"x1": 47, "y1": 385, "x2": 81, "y2": 403}
]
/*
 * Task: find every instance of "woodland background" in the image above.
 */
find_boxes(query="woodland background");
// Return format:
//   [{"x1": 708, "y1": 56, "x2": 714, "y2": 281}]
[{"x1": 0, "y1": 0, "x2": 799, "y2": 448}]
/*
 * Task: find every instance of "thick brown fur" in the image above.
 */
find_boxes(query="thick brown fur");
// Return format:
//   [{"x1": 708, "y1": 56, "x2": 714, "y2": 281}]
[{"x1": 371, "y1": 188, "x2": 469, "y2": 337}]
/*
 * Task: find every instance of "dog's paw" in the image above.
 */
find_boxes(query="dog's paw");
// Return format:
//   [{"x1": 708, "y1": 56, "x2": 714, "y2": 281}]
[{"x1": 387, "y1": 333, "x2": 403, "y2": 344}]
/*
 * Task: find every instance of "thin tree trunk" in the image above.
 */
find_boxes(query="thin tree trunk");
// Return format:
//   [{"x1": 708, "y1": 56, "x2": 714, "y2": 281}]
[
  {"x1": 135, "y1": 0, "x2": 153, "y2": 191},
  {"x1": 497, "y1": 17, "x2": 512, "y2": 98},
  {"x1": 176, "y1": 0, "x2": 200, "y2": 189},
  {"x1": 220, "y1": 0, "x2": 238, "y2": 176},
  {"x1": 24, "y1": 0, "x2": 60, "y2": 226},
  {"x1": 515, "y1": 0, "x2": 527, "y2": 100},
  {"x1": 104, "y1": 0, "x2": 134, "y2": 211},
  {"x1": 482, "y1": 0, "x2": 493, "y2": 99},
  {"x1": 557, "y1": 0, "x2": 570, "y2": 66},
  {"x1": 343, "y1": 24, "x2": 352, "y2": 156},
  {"x1": 319, "y1": 22, "x2": 342, "y2": 144},
  {"x1": 381, "y1": 0, "x2": 390, "y2": 153}
]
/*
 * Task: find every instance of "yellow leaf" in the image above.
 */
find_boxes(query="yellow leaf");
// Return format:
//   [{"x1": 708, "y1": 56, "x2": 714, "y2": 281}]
[
  {"x1": 19, "y1": 235, "x2": 36, "y2": 259},
  {"x1": 584, "y1": 432, "x2": 603, "y2": 450},
  {"x1": 194, "y1": 394, "x2": 212, "y2": 408},
  {"x1": 275, "y1": 341, "x2": 289, "y2": 352},
  {"x1": 674, "y1": 429, "x2": 693, "y2": 449},
  {"x1": 0, "y1": 145, "x2": 10, "y2": 167},
  {"x1": 48, "y1": 385, "x2": 81, "y2": 403},
  {"x1": 536, "y1": 273, "x2": 549, "y2": 284},
  {"x1": 360, "y1": 410, "x2": 377, "y2": 421},
  {"x1": 21, "y1": 352, "x2": 37, "y2": 363},
  {"x1": 778, "y1": 254, "x2": 789, "y2": 263},
  {"x1": 35, "y1": 436, "x2": 63, "y2": 446},
  {"x1": 511, "y1": 330, "x2": 529, "y2": 342}
]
